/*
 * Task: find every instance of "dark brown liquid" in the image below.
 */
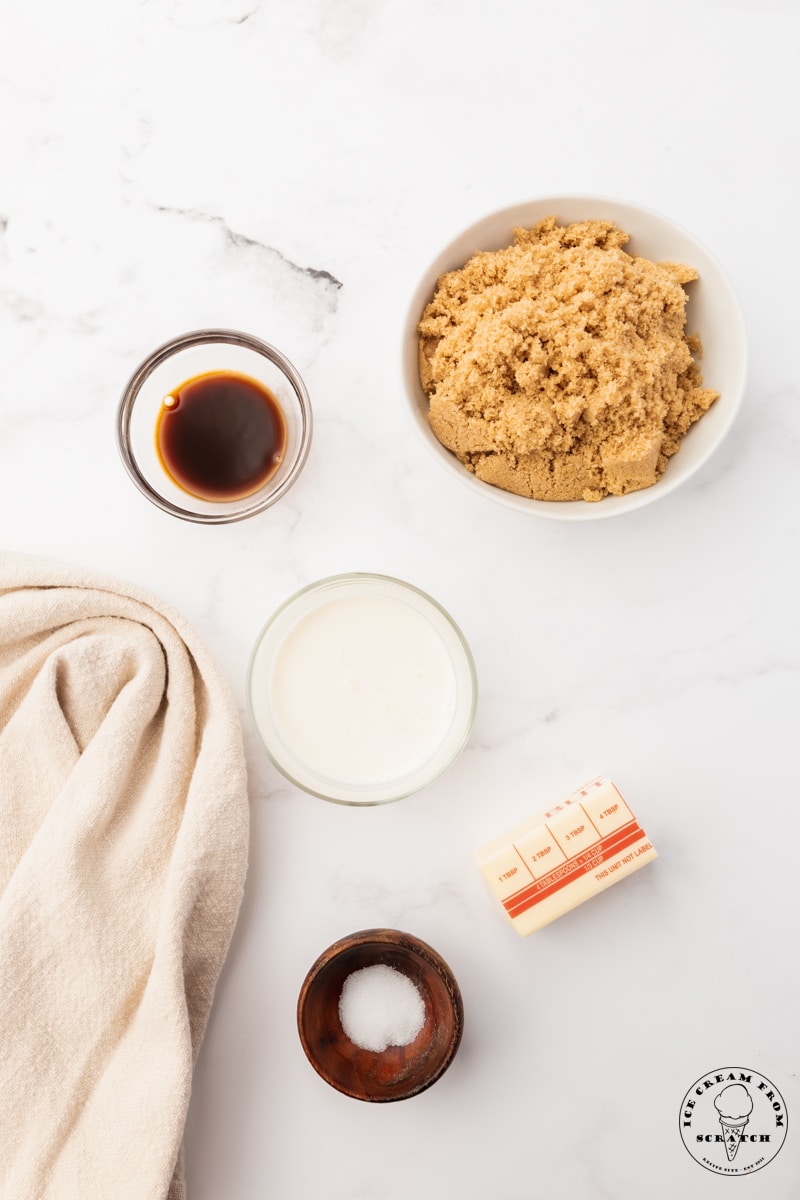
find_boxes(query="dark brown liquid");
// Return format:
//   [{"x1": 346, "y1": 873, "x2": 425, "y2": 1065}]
[{"x1": 156, "y1": 371, "x2": 287, "y2": 502}]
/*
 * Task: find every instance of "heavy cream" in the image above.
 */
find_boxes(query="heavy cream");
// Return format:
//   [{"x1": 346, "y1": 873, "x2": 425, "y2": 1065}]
[
  {"x1": 271, "y1": 594, "x2": 456, "y2": 785},
  {"x1": 248, "y1": 575, "x2": 476, "y2": 804}
]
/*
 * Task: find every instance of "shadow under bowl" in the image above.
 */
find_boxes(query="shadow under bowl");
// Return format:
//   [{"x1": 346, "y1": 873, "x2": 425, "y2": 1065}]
[{"x1": 297, "y1": 928, "x2": 464, "y2": 1102}]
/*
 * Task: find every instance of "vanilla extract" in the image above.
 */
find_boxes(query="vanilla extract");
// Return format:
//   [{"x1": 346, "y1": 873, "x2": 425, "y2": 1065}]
[{"x1": 156, "y1": 370, "x2": 286, "y2": 502}]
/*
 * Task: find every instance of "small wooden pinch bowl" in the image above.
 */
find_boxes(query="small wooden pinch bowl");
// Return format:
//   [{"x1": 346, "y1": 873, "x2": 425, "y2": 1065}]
[{"x1": 297, "y1": 928, "x2": 464, "y2": 1102}]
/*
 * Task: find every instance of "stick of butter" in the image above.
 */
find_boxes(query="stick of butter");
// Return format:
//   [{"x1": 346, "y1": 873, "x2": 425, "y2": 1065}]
[{"x1": 475, "y1": 776, "x2": 657, "y2": 935}]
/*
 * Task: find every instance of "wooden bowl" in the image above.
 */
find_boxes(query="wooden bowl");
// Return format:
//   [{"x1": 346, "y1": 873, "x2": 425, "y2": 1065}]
[{"x1": 297, "y1": 928, "x2": 464, "y2": 1102}]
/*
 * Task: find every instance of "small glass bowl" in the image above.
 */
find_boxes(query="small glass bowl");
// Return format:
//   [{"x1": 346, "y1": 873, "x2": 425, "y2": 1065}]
[
  {"x1": 116, "y1": 329, "x2": 312, "y2": 523},
  {"x1": 247, "y1": 573, "x2": 478, "y2": 806}
]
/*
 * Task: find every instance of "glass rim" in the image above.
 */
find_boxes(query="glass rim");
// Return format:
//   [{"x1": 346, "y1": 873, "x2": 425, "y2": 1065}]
[{"x1": 116, "y1": 327, "x2": 313, "y2": 525}]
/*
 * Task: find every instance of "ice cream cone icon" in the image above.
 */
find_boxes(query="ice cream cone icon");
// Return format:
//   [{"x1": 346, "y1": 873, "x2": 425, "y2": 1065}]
[
  {"x1": 715, "y1": 1084, "x2": 754, "y2": 1162},
  {"x1": 718, "y1": 1115, "x2": 749, "y2": 1160}
]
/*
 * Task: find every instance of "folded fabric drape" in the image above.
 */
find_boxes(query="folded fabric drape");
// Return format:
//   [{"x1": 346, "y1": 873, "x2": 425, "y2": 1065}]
[{"x1": 0, "y1": 553, "x2": 249, "y2": 1200}]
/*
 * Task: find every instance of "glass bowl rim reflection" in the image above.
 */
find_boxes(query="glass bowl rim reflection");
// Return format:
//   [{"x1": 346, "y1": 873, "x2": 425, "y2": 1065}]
[
  {"x1": 246, "y1": 572, "x2": 478, "y2": 806},
  {"x1": 116, "y1": 327, "x2": 313, "y2": 524}
]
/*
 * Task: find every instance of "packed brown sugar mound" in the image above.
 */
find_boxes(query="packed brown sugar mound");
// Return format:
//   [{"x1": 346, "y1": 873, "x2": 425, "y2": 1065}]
[{"x1": 418, "y1": 218, "x2": 719, "y2": 502}]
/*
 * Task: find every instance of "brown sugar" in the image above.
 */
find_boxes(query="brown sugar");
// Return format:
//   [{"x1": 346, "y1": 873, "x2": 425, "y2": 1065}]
[{"x1": 417, "y1": 218, "x2": 718, "y2": 502}]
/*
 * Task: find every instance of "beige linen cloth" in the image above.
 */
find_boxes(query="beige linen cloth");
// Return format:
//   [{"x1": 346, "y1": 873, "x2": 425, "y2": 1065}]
[{"x1": 0, "y1": 553, "x2": 249, "y2": 1200}]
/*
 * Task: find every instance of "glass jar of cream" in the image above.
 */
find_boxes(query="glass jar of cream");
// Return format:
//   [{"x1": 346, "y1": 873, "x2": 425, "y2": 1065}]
[{"x1": 247, "y1": 574, "x2": 477, "y2": 805}]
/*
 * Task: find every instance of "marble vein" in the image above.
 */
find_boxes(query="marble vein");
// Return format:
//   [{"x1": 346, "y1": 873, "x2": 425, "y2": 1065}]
[
  {"x1": 150, "y1": 0, "x2": 265, "y2": 32},
  {"x1": 467, "y1": 721, "x2": 532, "y2": 754},
  {"x1": 152, "y1": 203, "x2": 343, "y2": 292},
  {"x1": 327, "y1": 872, "x2": 470, "y2": 921}
]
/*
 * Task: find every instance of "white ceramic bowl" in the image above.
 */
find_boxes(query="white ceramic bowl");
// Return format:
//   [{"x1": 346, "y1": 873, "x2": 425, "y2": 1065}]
[{"x1": 401, "y1": 196, "x2": 747, "y2": 521}]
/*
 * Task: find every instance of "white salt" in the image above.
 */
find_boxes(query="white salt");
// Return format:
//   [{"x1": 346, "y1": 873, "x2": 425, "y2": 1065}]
[{"x1": 338, "y1": 964, "x2": 426, "y2": 1052}]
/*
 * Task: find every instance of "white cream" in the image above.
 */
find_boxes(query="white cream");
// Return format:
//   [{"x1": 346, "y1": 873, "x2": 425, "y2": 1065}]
[
  {"x1": 270, "y1": 593, "x2": 457, "y2": 787},
  {"x1": 248, "y1": 574, "x2": 476, "y2": 804}
]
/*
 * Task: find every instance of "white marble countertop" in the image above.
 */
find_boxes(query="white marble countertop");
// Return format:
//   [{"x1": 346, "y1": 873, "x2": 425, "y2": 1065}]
[{"x1": 2, "y1": 1, "x2": 799, "y2": 1196}]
